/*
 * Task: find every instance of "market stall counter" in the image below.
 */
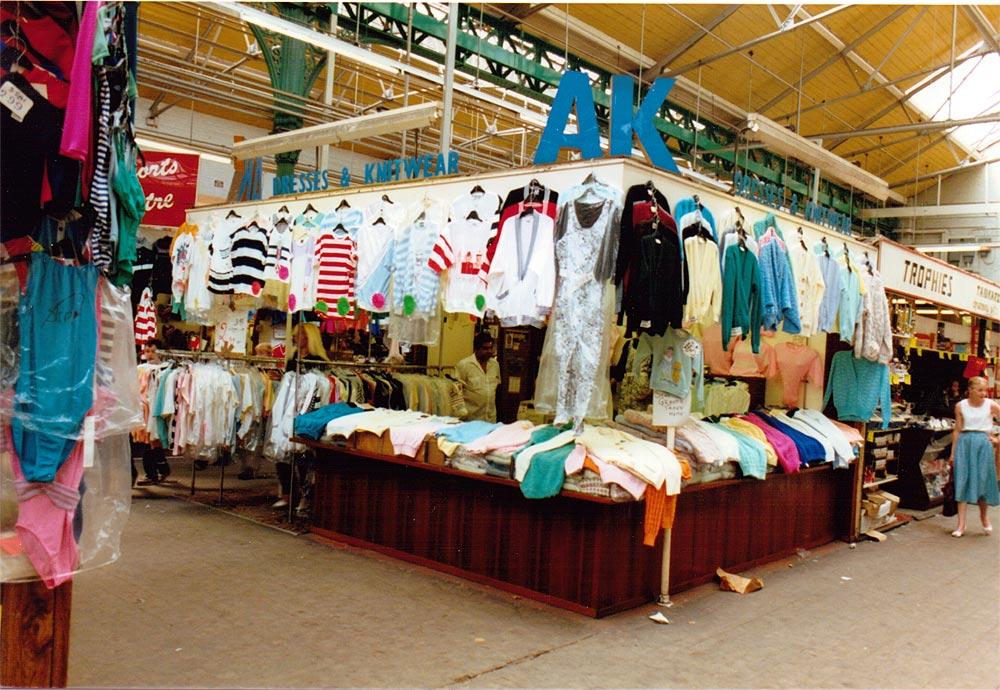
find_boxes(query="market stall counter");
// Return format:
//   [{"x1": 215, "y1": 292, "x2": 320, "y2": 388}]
[{"x1": 296, "y1": 436, "x2": 857, "y2": 617}]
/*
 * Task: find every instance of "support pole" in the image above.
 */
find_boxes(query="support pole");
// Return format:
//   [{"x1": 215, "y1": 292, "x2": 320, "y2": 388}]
[
  {"x1": 319, "y1": 5, "x2": 338, "y2": 172},
  {"x1": 440, "y1": 3, "x2": 459, "y2": 155},
  {"x1": 658, "y1": 426, "x2": 677, "y2": 607}
]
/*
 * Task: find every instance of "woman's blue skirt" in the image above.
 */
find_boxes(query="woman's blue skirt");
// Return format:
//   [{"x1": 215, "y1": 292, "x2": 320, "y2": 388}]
[{"x1": 954, "y1": 431, "x2": 1000, "y2": 506}]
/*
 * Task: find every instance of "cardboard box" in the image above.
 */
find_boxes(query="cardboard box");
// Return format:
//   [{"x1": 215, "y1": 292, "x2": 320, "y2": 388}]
[
  {"x1": 425, "y1": 437, "x2": 446, "y2": 466},
  {"x1": 355, "y1": 431, "x2": 384, "y2": 454},
  {"x1": 867, "y1": 490, "x2": 900, "y2": 518}
]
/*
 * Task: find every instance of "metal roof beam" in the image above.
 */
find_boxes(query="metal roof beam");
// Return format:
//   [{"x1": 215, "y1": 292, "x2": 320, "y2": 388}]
[
  {"x1": 772, "y1": 48, "x2": 992, "y2": 123},
  {"x1": 860, "y1": 203, "x2": 1000, "y2": 219},
  {"x1": 640, "y1": 5, "x2": 740, "y2": 82},
  {"x1": 509, "y1": 4, "x2": 550, "y2": 21},
  {"x1": 810, "y1": 113, "x2": 1000, "y2": 142},
  {"x1": 148, "y1": 19, "x2": 221, "y2": 117},
  {"x1": 889, "y1": 156, "x2": 1000, "y2": 188},
  {"x1": 788, "y1": 5, "x2": 975, "y2": 160},
  {"x1": 962, "y1": 5, "x2": 1000, "y2": 54},
  {"x1": 862, "y1": 7, "x2": 928, "y2": 90},
  {"x1": 662, "y1": 4, "x2": 852, "y2": 78},
  {"x1": 756, "y1": 7, "x2": 909, "y2": 114},
  {"x1": 878, "y1": 96, "x2": 1000, "y2": 177}
]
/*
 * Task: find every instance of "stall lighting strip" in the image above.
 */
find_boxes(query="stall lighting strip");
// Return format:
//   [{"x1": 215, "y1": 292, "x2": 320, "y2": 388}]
[{"x1": 231, "y1": 102, "x2": 442, "y2": 160}]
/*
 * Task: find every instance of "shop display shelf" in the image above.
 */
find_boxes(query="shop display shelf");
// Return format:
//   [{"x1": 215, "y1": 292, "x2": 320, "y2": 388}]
[{"x1": 863, "y1": 474, "x2": 898, "y2": 489}]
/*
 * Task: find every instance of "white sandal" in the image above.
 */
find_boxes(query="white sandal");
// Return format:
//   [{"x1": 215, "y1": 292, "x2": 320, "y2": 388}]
[{"x1": 951, "y1": 529, "x2": 964, "y2": 538}]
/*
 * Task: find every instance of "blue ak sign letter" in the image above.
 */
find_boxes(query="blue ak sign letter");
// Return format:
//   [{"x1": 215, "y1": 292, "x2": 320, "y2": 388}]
[
  {"x1": 609, "y1": 75, "x2": 679, "y2": 173},
  {"x1": 534, "y1": 71, "x2": 679, "y2": 174},
  {"x1": 533, "y1": 71, "x2": 602, "y2": 164}
]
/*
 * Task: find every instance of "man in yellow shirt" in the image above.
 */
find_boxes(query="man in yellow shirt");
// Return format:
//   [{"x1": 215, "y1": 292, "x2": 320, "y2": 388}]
[{"x1": 456, "y1": 333, "x2": 501, "y2": 422}]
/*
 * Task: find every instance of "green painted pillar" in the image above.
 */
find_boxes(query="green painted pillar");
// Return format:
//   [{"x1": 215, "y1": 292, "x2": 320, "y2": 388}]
[{"x1": 251, "y1": 4, "x2": 330, "y2": 178}]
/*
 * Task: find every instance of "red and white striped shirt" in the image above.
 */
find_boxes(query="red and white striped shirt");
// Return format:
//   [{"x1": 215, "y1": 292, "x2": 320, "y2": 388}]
[
  {"x1": 314, "y1": 230, "x2": 358, "y2": 317},
  {"x1": 134, "y1": 287, "x2": 158, "y2": 346},
  {"x1": 427, "y1": 217, "x2": 492, "y2": 315}
]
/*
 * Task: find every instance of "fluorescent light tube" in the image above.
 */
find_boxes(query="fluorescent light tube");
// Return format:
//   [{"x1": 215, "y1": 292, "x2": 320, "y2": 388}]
[
  {"x1": 744, "y1": 112, "x2": 892, "y2": 201},
  {"x1": 232, "y1": 102, "x2": 441, "y2": 160}
]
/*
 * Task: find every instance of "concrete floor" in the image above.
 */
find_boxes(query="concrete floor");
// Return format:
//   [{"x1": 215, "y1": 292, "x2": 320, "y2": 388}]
[{"x1": 67, "y1": 489, "x2": 999, "y2": 689}]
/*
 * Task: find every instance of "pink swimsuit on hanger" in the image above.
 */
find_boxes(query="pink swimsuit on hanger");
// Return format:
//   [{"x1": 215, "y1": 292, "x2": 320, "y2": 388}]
[{"x1": 6, "y1": 430, "x2": 86, "y2": 589}]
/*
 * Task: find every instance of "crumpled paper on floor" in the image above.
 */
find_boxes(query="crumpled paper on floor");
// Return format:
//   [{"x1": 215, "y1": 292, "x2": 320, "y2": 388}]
[{"x1": 716, "y1": 567, "x2": 763, "y2": 594}]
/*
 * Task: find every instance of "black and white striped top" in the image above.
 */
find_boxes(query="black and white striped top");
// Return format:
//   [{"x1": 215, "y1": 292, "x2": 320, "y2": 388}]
[
  {"x1": 88, "y1": 73, "x2": 115, "y2": 272},
  {"x1": 207, "y1": 216, "x2": 238, "y2": 294},
  {"x1": 229, "y1": 222, "x2": 268, "y2": 296}
]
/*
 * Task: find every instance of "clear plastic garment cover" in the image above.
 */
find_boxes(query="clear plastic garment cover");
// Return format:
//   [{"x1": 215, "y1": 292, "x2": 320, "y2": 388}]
[{"x1": 1, "y1": 264, "x2": 135, "y2": 587}]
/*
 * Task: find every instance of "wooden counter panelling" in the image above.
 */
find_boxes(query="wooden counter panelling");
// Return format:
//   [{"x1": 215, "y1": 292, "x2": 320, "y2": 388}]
[
  {"x1": 300, "y1": 439, "x2": 856, "y2": 615},
  {"x1": 302, "y1": 441, "x2": 660, "y2": 618},
  {"x1": 670, "y1": 464, "x2": 856, "y2": 593}
]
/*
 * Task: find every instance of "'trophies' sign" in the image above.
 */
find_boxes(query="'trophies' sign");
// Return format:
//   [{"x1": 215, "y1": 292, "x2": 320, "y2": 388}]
[
  {"x1": 136, "y1": 152, "x2": 200, "y2": 227},
  {"x1": 878, "y1": 239, "x2": 1000, "y2": 320}
]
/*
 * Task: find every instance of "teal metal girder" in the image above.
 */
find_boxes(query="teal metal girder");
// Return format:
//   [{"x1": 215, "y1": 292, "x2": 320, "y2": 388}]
[{"x1": 327, "y1": 2, "x2": 898, "y2": 233}]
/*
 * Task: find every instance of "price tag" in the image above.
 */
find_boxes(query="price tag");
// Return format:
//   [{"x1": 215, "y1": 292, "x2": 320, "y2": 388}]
[
  {"x1": 0, "y1": 81, "x2": 33, "y2": 122},
  {"x1": 652, "y1": 390, "x2": 690, "y2": 427},
  {"x1": 82, "y1": 417, "x2": 96, "y2": 468},
  {"x1": 682, "y1": 338, "x2": 702, "y2": 358},
  {"x1": 639, "y1": 320, "x2": 652, "y2": 328}
]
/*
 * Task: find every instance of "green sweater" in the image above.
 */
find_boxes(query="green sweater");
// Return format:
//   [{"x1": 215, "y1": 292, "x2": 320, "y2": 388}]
[{"x1": 721, "y1": 243, "x2": 762, "y2": 353}]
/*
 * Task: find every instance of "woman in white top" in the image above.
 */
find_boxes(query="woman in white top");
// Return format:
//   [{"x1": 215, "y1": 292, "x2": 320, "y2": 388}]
[{"x1": 949, "y1": 376, "x2": 1000, "y2": 537}]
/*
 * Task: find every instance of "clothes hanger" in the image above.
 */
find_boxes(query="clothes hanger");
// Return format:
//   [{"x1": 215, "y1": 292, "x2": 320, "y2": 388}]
[
  {"x1": 466, "y1": 210, "x2": 482, "y2": 221},
  {"x1": 821, "y1": 237, "x2": 830, "y2": 258},
  {"x1": 336, "y1": 199, "x2": 351, "y2": 211},
  {"x1": 470, "y1": 184, "x2": 486, "y2": 195},
  {"x1": 797, "y1": 226, "x2": 807, "y2": 251},
  {"x1": 380, "y1": 194, "x2": 393, "y2": 203},
  {"x1": 372, "y1": 215, "x2": 386, "y2": 225},
  {"x1": 225, "y1": 209, "x2": 242, "y2": 220}
]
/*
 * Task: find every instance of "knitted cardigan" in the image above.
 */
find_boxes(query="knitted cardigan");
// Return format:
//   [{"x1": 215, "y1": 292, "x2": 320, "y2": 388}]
[
  {"x1": 757, "y1": 237, "x2": 801, "y2": 334},
  {"x1": 823, "y1": 351, "x2": 891, "y2": 429}
]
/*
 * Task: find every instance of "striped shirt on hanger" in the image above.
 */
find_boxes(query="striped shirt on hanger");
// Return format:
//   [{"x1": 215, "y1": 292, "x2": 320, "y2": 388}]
[
  {"x1": 88, "y1": 72, "x2": 114, "y2": 271},
  {"x1": 229, "y1": 222, "x2": 268, "y2": 296},
  {"x1": 134, "y1": 287, "x2": 157, "y2": 346},
  {"x1": 314, "y1": 230, "x2": 358, "y2": 316}
]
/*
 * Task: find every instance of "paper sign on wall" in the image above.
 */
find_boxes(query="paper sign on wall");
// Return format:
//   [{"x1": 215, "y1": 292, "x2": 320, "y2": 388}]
[
  {"x1": 653, "y1": 390, "x2": 690, "y2": 427},
  {"x1": 214, "y1": 309, "x2": 249, "y2": 355}
]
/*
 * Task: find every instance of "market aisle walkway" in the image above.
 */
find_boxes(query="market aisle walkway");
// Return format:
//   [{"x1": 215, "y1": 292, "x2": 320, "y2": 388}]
[{"x1": 68, "y1": 494, "x2": 999, "y2": 688}]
